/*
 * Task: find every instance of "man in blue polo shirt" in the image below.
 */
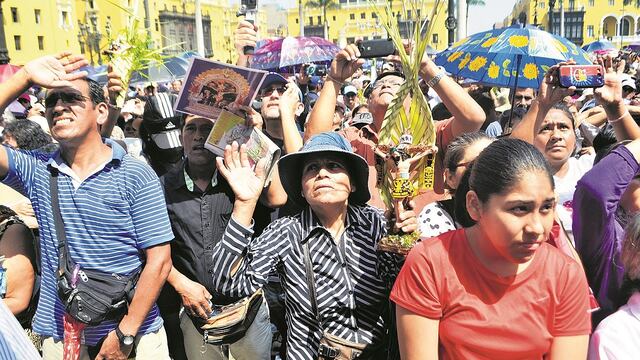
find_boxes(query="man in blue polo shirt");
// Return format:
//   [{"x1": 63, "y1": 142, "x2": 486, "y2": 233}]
[{"x1": 0, "y1": 53, "x2": 173, "y2": 358}]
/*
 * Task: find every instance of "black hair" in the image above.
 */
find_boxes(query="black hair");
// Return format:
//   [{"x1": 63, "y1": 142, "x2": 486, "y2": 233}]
[
  {"x1": 2, "y1": 119, "x2": 52, "y2": 150},
  {"x1": 0, "y1": 205, "x2": 17, "y2": 223},
  {"x1": 454, "y1": 138, "x2": 554, "y2": 227},
  {"x1": 83, "y1": 78, "x2": 106, "y2": 106},
  {"x1": 432, "y1": 103, "x2": 452, "y2": 121},
  {"x1": 593, "y1": 124, "x2": 620, "y2": 164},
  {"x1": 444, "y1": 132, "x2": 492, "y2": 173},
  {"x1": 498, "y1": 106, "x2": 528, "y2": 131},
  {"x1": 548, "y1": 102, "x2": 576, "y2": 129},
  {"x1": 469, "y1": 89, "x2": 497, "y2": 130}
]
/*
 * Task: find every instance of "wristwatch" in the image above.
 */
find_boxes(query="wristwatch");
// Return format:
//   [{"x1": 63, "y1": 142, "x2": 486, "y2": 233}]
[{"x1": 115, "y1": 326, "x2": 135, "y2": 346}]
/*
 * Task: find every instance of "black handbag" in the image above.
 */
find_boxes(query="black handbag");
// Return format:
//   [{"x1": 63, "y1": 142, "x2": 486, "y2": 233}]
[{"x1": 49, "y1": 170, "x2": 140, "y2": 326}]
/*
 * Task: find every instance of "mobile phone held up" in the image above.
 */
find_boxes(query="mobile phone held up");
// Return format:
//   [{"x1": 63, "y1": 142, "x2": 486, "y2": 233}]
[
  {"x1": 357, "y1": 39, "x2": 396, "y2": 59},
  {"x1": 238, "y1": 0, "x2": 258, "y2": 55},
  {"x1": 558, "y1": 65, "x2": 605, "y2": 88}
]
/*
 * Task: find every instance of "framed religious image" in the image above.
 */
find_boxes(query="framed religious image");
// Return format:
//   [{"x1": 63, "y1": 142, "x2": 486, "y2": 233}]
[{"x1": 176, "y1": 57, "x2": 268, "y2": 119}]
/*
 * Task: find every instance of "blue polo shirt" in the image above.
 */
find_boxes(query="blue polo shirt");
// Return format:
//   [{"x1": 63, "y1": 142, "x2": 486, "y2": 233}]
[{"x1": 1, "y1": 139, "x2": 173, "y2": 345}]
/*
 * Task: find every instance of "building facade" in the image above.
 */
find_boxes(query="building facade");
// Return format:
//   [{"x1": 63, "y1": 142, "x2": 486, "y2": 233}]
[
  {"x1": 505, "y1": 0, "x2": 640, "y2": 47},
  {"x1": 285, "y1": 0, "x2": 450, "y2": 50},
  {"x1": 0, "y1": 0, "x2": 270, "y2": 65}
]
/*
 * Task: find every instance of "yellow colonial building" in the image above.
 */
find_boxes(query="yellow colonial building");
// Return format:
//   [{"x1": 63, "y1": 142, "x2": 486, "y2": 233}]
[
  {"x1": 1, "y1": 0, "x2": 268, "y2": 65},
  {"x1": 1, "y1": 0, "x2": 81, "y2": 65},
  {"x1": 504, "y1": 0, "x2": 640, "y2": 47},
  {"x1": 285, "y1": 0, "x2": 450, "y2": 51}
]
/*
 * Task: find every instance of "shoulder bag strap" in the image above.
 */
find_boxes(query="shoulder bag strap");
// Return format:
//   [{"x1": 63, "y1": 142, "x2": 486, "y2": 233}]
[
  {"x1": 302, "y1": 240, "x2": 321, "y2": 325},
  {"x1": 48, "y1": 169, "x2": 72, "y2": 274}
]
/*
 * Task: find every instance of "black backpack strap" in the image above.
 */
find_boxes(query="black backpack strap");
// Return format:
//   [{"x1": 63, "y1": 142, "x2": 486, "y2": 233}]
[{"x1": 48, "y1": 169, "x2": 72, "y2": 275}]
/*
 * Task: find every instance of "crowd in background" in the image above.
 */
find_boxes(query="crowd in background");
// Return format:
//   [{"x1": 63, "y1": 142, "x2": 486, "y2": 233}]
[{"x1": 0, "y1": 19, "x2": 640, "y2": 360}]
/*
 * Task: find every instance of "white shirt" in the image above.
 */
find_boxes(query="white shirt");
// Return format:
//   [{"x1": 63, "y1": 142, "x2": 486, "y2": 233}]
[
  {"x1": 589, "y1": 292, "x2": 640, "y2": 359},
  {"x1": 554, "y1": 154, "x2": 595, "y2": 243}
]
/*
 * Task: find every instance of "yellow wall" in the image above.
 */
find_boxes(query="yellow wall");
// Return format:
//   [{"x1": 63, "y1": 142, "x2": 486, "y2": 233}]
[
  {"x1": 2, "y1": 0, "x2": 81, "y2": 65},
  {"x1": 506, "y1": 0, "x2": 640, "y2": 47},
  {"x1": 285, "y1": 1, "x2": 450, "y2": 51}
]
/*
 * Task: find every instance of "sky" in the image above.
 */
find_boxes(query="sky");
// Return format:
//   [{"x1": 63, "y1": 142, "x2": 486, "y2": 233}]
[{"x1": 467, "y1": 0, "x2": 519, "y2": 34}]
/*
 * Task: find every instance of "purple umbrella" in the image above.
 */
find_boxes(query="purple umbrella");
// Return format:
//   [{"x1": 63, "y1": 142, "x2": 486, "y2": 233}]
[{"x1": 251, "y1": 36, "x2": 340, "y2": 71}]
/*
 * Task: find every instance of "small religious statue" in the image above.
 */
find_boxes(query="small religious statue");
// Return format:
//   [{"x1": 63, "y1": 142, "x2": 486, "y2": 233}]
[{"x1": 375, "y1": 132, "x2": 438, "y2": 254}]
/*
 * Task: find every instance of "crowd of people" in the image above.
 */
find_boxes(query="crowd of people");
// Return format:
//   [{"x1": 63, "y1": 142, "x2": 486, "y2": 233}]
[{"x1": 0, "y1": 18, "x2": 640, "y2": 360}]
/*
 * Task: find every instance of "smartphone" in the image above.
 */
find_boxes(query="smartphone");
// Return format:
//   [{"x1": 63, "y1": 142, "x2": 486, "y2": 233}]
[
  {"x1": 558, "y1": 65, "x2": 605, "y2": 88},
  {"x1": 313, "y1": 64, "x2": 327, "y2": 76},
  {"x1": 358, "y1": 39, "x2": 396, "y2": 59},
  {"x1": 238, "y1": 0, "x2": 258, "y2": 55}
]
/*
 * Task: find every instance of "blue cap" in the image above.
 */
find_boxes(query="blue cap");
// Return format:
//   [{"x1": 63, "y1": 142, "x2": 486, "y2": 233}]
[
  {"x1": 260, "y1": 73, "x2": 304, "y2": 102},
  {"x1": 277, "y1": 132, "x2": 370, "y2": 206}
]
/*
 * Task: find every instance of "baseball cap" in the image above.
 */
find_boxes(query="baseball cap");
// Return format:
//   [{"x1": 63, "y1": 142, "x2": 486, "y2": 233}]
[
  {"x1": 260, "y1": 73, "x2": 304, "y2": 102},
  {"x1": 622, "y1": 75, "x2": 637, "y2": 91},
  {"x1": 343, "y1": 85, "x2": 358, "y2": 96}
]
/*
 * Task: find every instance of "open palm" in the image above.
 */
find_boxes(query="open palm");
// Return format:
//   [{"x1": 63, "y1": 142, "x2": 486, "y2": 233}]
[
  {"x1": 216, "y1": 142, "x2": 268, "y2": 203},
  {"x1": 23, "y1": 52, "x2": 88, "y2": 88},
  {"x1": 594, "y1": 56, "x2": 624, "y2": 108}
]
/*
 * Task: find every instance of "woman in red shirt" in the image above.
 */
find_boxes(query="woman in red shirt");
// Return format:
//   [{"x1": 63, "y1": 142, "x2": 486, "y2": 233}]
[{"x1": 391, "y1": 138, "x2": 592, "y2": 359}]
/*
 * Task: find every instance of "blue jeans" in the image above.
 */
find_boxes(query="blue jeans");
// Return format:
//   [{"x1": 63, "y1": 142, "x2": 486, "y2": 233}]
[{"x1": 179, "y1": 299, "x2": 272, "y2": 360}]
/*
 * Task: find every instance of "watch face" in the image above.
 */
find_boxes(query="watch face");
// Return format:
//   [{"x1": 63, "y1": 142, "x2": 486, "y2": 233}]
[{"x1": 123, "y1": 335, "x2": 135, "y2": 346}]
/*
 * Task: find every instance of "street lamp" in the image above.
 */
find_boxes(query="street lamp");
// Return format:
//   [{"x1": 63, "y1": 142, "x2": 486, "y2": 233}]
[
  {"x1": 77, "y1": 21, "x2": 94, "y2": 65},
  {"x1": 89, "y1": 13, "x2": 102, "y2": 65}
]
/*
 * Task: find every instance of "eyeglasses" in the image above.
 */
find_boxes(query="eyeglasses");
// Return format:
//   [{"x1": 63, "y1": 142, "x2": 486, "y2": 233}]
[
  {"x1": 44, "y1": 92, "x2": 88, "y2": 108},
  {"x1": 372, "y1": 79, "x2": 404, "y2": 90},
  {"x1": 345, "y1": 93, "x2": 357, "y2": 98},
  {"x1": 514, "y1": 95, "x2": 534, "y2": 102},
  {"x1": 260, "y1": 86, "x2": 287, "y2": 97}
]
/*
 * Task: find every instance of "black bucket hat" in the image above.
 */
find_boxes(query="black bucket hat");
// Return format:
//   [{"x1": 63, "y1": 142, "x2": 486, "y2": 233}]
[{"x1": 278, "y1": 132, "x2": 370, "y2": 206}]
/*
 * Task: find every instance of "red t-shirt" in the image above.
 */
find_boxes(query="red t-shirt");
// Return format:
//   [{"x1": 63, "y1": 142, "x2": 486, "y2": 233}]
[{"x1": 390, "y1": 229, "x2": 592, "y2": 359}]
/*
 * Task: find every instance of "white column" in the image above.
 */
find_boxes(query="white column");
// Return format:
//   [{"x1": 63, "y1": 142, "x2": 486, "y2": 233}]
[
  {"x1": 195, "y1": 0, "x2": 205, "y2": 56},
  {"x1": 559, "y1": 0, "x2": 565, "y2": 37},
  {"x1": 457, "y1": 0, "x2": 467, "y2": 41},
  {"x1": 615, "y1": 18, "x2": 619, "y2": 36}
]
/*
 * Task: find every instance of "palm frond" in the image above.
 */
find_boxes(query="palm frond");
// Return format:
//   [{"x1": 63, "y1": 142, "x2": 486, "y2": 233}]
[{"x1": 370, "y1": 0, "x2": 444, "y2": 210}]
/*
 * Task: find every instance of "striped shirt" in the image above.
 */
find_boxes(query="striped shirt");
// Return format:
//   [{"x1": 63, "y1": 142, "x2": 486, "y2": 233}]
[
  {"x1": 0, "y1": 299, "x2": 40, "y2": 359},
  {"x1": 1, "y1": 139, "x2": 173, "y2": 346},
  {"x1": 211, "y1": 205, "x2": 390, "y2": 359}
]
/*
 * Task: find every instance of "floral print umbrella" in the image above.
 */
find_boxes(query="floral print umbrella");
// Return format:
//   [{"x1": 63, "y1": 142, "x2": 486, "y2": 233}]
[
  {"x1": 251, "y1": 36, "x2": 340, "y2": 71},
  {"x1": 434, "y1": 25, "x2": 593, "y2": 89}
]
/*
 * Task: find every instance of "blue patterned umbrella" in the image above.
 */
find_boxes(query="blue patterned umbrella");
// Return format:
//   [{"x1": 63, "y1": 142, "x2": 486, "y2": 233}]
[
  {"x1": 582, "y1": 40, "x2": 616, "y2": 53},
  {"x1": 434, "y1": 25, "x2": 592, "y2": 89}
]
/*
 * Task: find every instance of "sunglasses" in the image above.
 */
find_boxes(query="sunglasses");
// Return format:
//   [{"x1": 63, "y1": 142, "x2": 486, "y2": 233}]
[
  {"x1": 44, "y1": 92, "x2": 87, "y2": 109},
  {"x1": 260, "y1": 86, "x2": 287, "y2": 97}
]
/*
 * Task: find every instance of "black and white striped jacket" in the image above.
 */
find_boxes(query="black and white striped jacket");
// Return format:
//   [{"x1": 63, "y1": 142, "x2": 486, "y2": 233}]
[{"x1": 211, "y1": 204, "x2": 390, "y2": 359}]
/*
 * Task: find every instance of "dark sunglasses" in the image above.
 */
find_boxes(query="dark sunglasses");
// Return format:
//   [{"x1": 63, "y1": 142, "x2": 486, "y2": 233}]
[
  {"x1": 260, "y1": 86, "x2": 287, "y2": 97},
  {"x1": 44, "y1": 92, "x2": 87, "y2": 109}
]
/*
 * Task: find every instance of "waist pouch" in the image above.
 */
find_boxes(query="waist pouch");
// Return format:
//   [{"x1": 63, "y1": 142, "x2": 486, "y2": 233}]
[
  {"x1": 57, "y1": 262, "x2": 140, "y2": 326},
  {"x1": 200, "y1": 288, "x2": 263, "y2": 345},
  {"x1": 318, "y1": 332, "x2": 387, "y2": 360}
]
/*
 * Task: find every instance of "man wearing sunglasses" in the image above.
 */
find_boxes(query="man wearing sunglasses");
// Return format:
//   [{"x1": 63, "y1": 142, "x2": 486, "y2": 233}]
[{"x1": 0, "y1": 53, "x2": 173, "y2": 359}]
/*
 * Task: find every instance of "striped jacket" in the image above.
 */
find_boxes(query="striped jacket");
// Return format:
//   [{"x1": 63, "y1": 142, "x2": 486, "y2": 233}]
[{"x1": 212, "y1": 205, "x2": 390, "y2": 359}]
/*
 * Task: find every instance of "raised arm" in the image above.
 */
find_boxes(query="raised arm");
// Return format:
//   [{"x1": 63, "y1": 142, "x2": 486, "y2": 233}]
[
  {"x1": 0, "y1": 53, "x2": 88, "y2": 179},
  {"x1": 234, "y1": 20, "x2": 258, "y2": 68},
  {"x1": 419, "y1": 58, "x2": 485, "y2": 136},
  {"x1": 305, "y1": 44, "x2": 363, "y2": 141},
  {"x1": 593, "y1": 56, "x2": 640, "y2": 141},
  {"x1": 99, "y1": 65, "x2": 125, "y2": 138},
  {"x1": 212, "y1": 143, "x2": 285, "y2": 296},
  {"x1": 511, "y1": 62, "x2": 575, "y2": 143}
]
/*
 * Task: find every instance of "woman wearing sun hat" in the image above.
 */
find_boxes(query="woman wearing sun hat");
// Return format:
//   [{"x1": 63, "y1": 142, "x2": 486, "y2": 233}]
[{"x1": 210, "y1": 131, "x2": 418, "y2": 359}]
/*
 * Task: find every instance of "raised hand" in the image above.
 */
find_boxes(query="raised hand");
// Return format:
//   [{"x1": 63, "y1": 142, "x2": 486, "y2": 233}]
[
  {"x1": 22, "y1": 52, "x2": 88, "y2": 88},
  {"x1": 234, "y1": 20, "x2": 258, "y2": 57},
  {"x1": 216, "y1": 142, "x2": 268, "y2": 204},
  {"x1": 106, "y1": 64, "x2": 124, "y2": 106},
  {"x1": 328, "y1": 44, "x2": 365, "y2": 83},
  {"x1": 538, "y1": 60, "x2": 576, "y2": 108},
  {"x1": 594, "y1": 55, "x2": 625, "y2": 112},
  {"x1": 279, "y1": 81, "x2": 301, "y2": 118}
]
